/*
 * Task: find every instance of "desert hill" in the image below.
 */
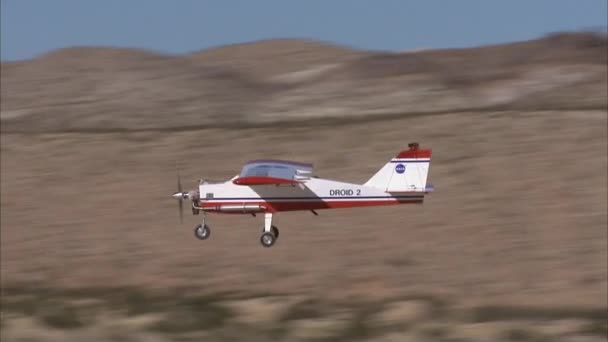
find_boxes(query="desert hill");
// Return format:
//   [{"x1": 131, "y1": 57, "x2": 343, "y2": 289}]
[
  {"x1": 1, "y1": 31, "x2": 606, "y2": 133},
  {"x1": 187, "y1": 38, "x2": 366, "y2": 79}
]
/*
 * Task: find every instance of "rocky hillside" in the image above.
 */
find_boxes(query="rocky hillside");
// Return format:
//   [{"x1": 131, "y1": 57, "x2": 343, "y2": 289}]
[{"x1": 1, "y1": 31, "x2": 606, "y2": 133}]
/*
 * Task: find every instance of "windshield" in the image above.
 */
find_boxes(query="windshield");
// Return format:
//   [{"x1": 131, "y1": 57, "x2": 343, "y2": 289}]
[{"x1": 240, "y1": 163, "x2": 296, "y2": 179}]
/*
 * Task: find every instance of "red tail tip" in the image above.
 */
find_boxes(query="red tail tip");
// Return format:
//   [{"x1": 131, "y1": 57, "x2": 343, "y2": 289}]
[{"x1": 396, "y1": 142, "x2": 432, "y2": 159}]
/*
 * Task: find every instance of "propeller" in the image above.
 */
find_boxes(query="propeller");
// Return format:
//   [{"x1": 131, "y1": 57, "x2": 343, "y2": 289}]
[
  {"x1": 172, "y1": 165, "x2": 201, "y2": 223},
  {"x1": 178, "y1": 173, "x2": 183, "y2": 223},
  {"x1": 172, "y1": 171, "x2": 187, "y2": 223}
]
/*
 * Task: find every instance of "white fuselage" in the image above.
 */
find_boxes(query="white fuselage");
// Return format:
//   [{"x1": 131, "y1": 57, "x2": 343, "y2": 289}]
[{"x1": 197, "y1": 177, "x2": 425, "y2": 213}]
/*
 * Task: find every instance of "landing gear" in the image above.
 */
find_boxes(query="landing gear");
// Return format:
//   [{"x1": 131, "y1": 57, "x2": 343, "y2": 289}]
[
  {"x1": 260, "y1": 213, "x2": 279, "y2": 248},
  {"x1": 260, "y1": 232, "x2": 276, "y2": 247},
  {"x1": 194, "y1": 223, "x2": 210, "y2": 240},
  {"x1": 191, "y1": 212, "x2": 280, "y2": 246},
  {"x1": 194, "y1": 212, "x2": 210, "y2": 240}
]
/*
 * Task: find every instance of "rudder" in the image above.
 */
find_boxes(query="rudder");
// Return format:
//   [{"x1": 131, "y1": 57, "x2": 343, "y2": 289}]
[{"x1": 364, "y1": 143, "x2": 432, "y2": 192}]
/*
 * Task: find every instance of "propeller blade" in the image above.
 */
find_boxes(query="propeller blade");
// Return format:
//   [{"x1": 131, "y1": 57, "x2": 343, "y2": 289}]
[
  {"x1": 177, "y1": 172, "x2": 183, "y2": 193},
  {"x1": 175, "y1": 168, "x2": 184, "y2": 224},
  {"x1": 179, "y1": 195, "x2": 183, "y2": 223}
]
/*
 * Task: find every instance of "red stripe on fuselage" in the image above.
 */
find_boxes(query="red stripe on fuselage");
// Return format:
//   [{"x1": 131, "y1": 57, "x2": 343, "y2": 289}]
[{"x1": 200, "y1": 198, "x2": 423, "y2": 213}]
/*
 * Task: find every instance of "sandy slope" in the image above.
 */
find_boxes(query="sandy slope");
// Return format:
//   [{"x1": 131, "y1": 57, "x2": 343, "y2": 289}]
[{"x1": 1, "y1": 110, "x2": 606, "y2": 308}]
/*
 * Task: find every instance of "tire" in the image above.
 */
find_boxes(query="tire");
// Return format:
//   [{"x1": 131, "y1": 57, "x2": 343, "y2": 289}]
[
  {"x1": 260, "y1": 232, "x2": 276, "y2": 248},
  {"x1": 194, "y1": 224, "x2": 210, "y2": 240},
  {"x1": 271, "y1": 225, "x2": 279, "y2": 239}
]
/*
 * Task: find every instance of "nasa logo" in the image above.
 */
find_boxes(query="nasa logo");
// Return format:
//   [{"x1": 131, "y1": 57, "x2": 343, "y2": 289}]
[{"x1": 395, "y1": 164, "x2": 406, "y2": 174}]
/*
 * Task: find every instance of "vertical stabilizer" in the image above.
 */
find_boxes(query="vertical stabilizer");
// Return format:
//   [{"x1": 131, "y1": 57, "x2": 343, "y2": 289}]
[{"x1": 364, "y1": 143, "x2": 432, "y2": 192}]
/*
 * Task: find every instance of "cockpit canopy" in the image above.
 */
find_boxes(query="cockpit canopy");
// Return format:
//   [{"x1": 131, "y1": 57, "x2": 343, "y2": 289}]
[{"x1": 239, "y1": 160, "x2": 313, "y2": 181}]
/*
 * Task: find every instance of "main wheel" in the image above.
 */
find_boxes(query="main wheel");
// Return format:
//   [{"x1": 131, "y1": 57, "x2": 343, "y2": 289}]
[
  {"x1": 271, "y1": 225, "x2": 279, "y2": 239},
  {"x1": 194, "y1": 224, "x2": 210, "y2": 240},
  {"x1": 260, "y1": 232, "x2": 276, "y2": 248}
]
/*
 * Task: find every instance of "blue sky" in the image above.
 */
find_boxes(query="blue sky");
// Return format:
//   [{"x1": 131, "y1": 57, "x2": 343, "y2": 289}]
[{"x1": 1, "y1": 0, "x2": 607, "y2": 61}]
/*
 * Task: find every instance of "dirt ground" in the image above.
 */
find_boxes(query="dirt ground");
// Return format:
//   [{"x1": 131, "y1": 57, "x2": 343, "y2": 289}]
[{"x1": 2, "y1": 109, "x2": 606, "y2": 311}]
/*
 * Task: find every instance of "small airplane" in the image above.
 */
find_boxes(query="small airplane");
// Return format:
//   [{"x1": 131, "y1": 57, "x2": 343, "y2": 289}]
[{"x1": 172, "y1": 142, "x2": 433, "y2": 248}]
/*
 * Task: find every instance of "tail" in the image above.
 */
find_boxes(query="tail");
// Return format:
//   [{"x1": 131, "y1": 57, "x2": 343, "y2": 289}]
[{"x1": 364, "y1": 143, "x2": 433, "y2": 193}]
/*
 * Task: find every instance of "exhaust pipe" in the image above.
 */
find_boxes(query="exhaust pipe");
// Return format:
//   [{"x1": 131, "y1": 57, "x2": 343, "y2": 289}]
[{"x1": 193, "y1": 202, "x2": 267, "y2": 213}]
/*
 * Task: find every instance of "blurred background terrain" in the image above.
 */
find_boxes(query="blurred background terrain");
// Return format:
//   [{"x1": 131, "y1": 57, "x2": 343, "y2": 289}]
[
  {"x1": 0, "y1": 0, "x2": 608, "y2": 342},
  {"x1": 2, "y1": 32, "x2": 607, "y2": 132},
  {"x1": 1, "y1": 1, "x2": 607, "y2": 340}
]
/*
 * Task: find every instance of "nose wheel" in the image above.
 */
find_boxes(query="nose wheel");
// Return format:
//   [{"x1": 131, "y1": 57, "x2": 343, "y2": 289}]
[{"x1": 194, "y1": 223, "x2": 210, "y2": 240}]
